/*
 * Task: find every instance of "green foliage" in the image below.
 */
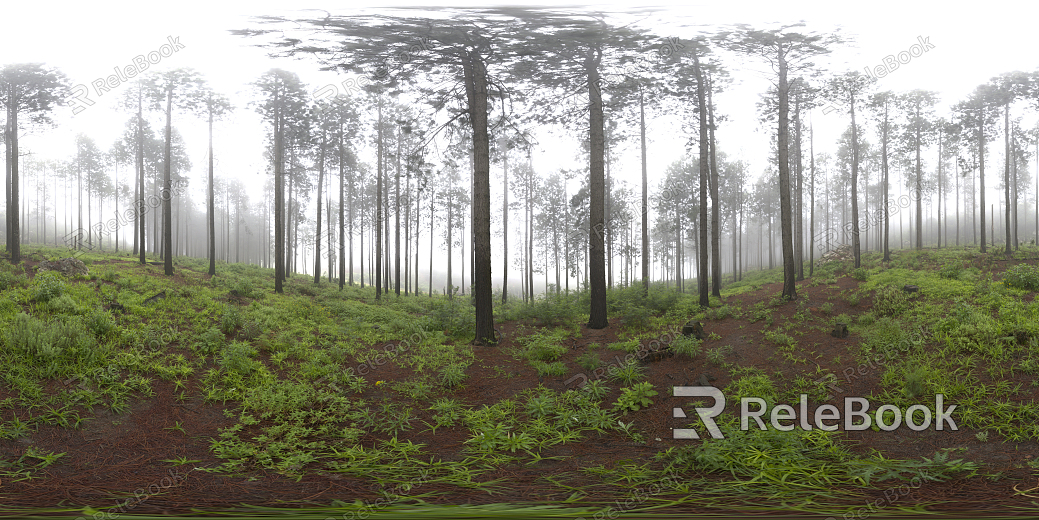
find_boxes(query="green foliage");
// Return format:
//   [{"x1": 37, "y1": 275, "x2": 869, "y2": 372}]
[
  {"x1": 871, "y1": 285, "x2": 915, "y2": 317},
  {"x1": 725, "y1": 374, "x2": 777, "y2": 408},
  {"x1": 851, "y1": 268, "x2": 870, "y2": 282},
  {"x1": 670, "y1": 335, "x2": 701, "y2": 358},
  {"x1": 525, "y1": 394, "x2": 555, "y2": 419},
  {"x1": 576, "y1": 350, "x2": 601, "y2": 371},
  {"x1": 218, "y1": 341, "x2": 263, "y2": 376},
  {"x1": 229, "y1": 278, "x2": 261, "y2": 299},
  {"x1": 531, "y1": 360, "x2": 567, "y2": 377},
  {"x1": 706, "y1": 345, "x2": 733, "y2": 365},
  {"x1": 938, "y1": 263, "x2": 963, "y2": 280},
  {"x1": 84, "y1": 310, "x2": 117, "y2": 340},
  {"x1": 220, "y1": 305, "x2": 242, "y2": 335},
  {"x1": 819, "y1": 302, "x2": 834, "y2": 314},
  {"x1": 516, "y1": 329, "x2": 569, "y2": 362},
  {"x1": 763, "y1": 331, "x2": 797, "y2": 349},
  {"x1": 903, "y1": 365, "x2": 930, "y2": 399},
  {"x1": 581, "y1": 379, "x2": 610, "y2": 400},
  {"x1": 439, "y1": 363, "x2": 468, "y2": 388},
  {"x1": 1, "y1": 313, "x2": 103, "y2": 378},
  {"x1": 1002, "y1": 263, "x2": 1039, "y2": 291},
  {"x1": 0, "y1": 270, "x2": 16, "y2": 291},
  {"x1": 194, "y1": 327, "x2": 225, "y2": 356},
  {"x1": 613, "y1": 382, "x2": 657, "y2": 413},
  {"x1": 608, "y1": 358, "x2": 645, "y2": 385},
  {"x1": 619, "y1": 306, "x2": 652, "y2": 331},
  {"x1": 606, "y1": 338, "x2": 640, "y2": 353},
  {"x1": 30, "y1": 271, "x2": 66, "y2": 302},
  {"x1": 514, "y1": 293, "x2": 581, "y2": 328},
  {"x1": 39, "y1": 294, "x2": 79, "y2": 314}
]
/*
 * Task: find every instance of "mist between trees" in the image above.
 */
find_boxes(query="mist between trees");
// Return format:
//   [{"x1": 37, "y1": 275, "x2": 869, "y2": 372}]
[{"x1": 4, "y1": 11, "x2": 1039, "y2": 344}]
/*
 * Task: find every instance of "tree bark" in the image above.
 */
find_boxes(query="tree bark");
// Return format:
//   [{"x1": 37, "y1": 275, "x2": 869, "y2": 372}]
[{"x1": 586, "y1": 48, "x2": 608, "y2": 328}]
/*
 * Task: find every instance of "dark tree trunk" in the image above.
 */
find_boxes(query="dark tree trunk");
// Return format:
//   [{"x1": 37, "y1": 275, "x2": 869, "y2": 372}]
[
  {"x1": 693, "y1": 54, "x2": 710, "y2": 307},
  {"x1": 162, "y1": 87, "x2": 174, "y2": 276},
  {"x1": 882, "y1": 102, "x2": 891, "y2": 262},
  {"x1": 707, "y1": 73, "x2": 721, "y2": 297},
  {"x1": 586, "y1": 48, "x2": 608, "y2": 328},
  {"x1": 274, "y1": 91, "x2": 285, "y2": 294},
  {"x1": 1004, "y1": 104, "x2": 1012, "y2": 257},
  {"x1": 376, "y1": 98, "x2": 383, "y2": 299},
  {"x1": 979, "y1": 108, "x2": 987, "y2": 254},
  {"x1": 640, "y1": 87, "x2": 649, "y2": 295},
  {"x1": 850, "y1": 89, "x2": 861, "y2": 267},
  {"x1": 315, "y1": 127, "x2": 326, "y2": 284},
  {"x1": 776, "y1": 43, "x2": 796, "y2": 300},
  {"x1": 208, "y1": 106, "x2": 216, "y2": 276}
]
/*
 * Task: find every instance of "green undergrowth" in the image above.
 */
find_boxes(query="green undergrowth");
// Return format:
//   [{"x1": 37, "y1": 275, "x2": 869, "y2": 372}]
[{"x1": 3, "y1": 244, "x2": 1039, "y2": 515}]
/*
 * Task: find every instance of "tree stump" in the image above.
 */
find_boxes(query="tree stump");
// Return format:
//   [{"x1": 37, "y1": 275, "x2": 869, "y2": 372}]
[
  {"x1": 831, "y1": 323, "x2": 849, "y2": 339},
  {"x1": 682, "y1": 320, "x2": 706, "y2": 340},
  {"x1": 903, "y1": 285, "x2": 919, "y2": 294}
]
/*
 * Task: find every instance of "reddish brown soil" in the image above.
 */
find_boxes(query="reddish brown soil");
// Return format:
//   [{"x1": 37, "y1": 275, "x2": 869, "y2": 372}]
[{"x1": 2, "y1": 252, "x2": 1039, "y2": 516}]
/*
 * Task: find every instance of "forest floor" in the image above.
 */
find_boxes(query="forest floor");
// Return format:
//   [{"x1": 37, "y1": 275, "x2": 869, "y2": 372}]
[{"x1": 2, "y1": 244, "x2": 1039, "y2": 518}]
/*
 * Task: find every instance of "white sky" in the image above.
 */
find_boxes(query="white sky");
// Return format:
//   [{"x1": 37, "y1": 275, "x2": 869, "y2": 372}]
[{"x1": 4, "y1": 0, "x2": 1039, "y2": 279}]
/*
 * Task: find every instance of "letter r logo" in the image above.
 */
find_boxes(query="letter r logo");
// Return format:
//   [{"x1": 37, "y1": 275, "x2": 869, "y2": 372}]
[{"x1": 672, "y1": 386, "x2": 725, "y2": 439}]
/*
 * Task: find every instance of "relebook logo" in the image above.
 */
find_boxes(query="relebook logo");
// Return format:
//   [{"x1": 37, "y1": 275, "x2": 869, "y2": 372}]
[{"x1": 672, "y1": 386, "x2": 957, "y2": 440}]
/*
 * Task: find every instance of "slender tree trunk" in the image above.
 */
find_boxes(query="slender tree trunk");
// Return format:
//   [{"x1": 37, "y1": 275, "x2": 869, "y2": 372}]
[
  {"x1": 1004, "y1": 104, "x2": 1012, "y2": 257},
  {"x1": 586, "y1": 49, "x2": 608, "y2": 327},
  {"x1": 708, "y1": 73, "x2": 721, "y2": 296},
  {"x1": 274, "y1": 91, "x2": 285, "y2": 294},
  {"x1": 395, "y1": 126, "x2": 401, "y2": 296},
  {"x1": 850, "y1": 90, "x2": 861, "y2": 267},
  {"x1": 502, "y1": 143, "x2": 509, "y2": 303},
  {"x1": 376, "y1": 98, "x2": 383, "y2": 299},
  {"x1": 882, "y1": 102, "x2": 891, "y2": 262},
  {"x1": 793, "y1": 88, "x2": 804, "y2": 279},
  {"x1": 315, "y1": 127, "x2": 326, "y2": 283},
  {"x1": 640, "y1": 86, "x2": 650, "y2": 296},
  {"x1": 980, "y1": 110, "x2": 987, "y2": 253},
  {"x1": 161, "y1": 87, "x2": 174, "y2": 275},
  {"x1": 693, "y1": 55, "x2": 710, "y2": 306},
  {"x1": 776, "y1": 43, "x2": 796, "y2": 299},
  {"x1": 809, "y1": 121, "x2": 816, "y2": 276}
]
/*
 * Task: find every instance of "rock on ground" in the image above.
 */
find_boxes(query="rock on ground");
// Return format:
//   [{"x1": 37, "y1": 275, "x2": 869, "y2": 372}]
[{"x1": 35, "y1": 257, "x2": 89, "y2": 277}]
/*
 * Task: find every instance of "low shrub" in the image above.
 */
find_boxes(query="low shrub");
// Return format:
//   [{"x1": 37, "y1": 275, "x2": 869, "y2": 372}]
[{"x1": 1002, "y1": 264, "x2": 1039, "y2": 292}]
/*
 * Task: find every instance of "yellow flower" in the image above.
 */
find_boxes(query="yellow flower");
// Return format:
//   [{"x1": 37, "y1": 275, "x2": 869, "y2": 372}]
[{"x1": 375, "y1": 380, "x2": 385, "y2": 386}]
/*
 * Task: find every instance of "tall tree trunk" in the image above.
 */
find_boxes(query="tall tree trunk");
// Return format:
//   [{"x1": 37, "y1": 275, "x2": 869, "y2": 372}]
[
  {"x1": 809, "y1": 121, "x2": 816, "y2": 276},
  {"x1": 208, "y1": 107, "x2": 216, "y2": 276},
  {"x1": 776, "y1": 44, "x2": 796, "y2": 299},
  {"x1": 315, "y1": 127, "x2": 326, "y2": 283},
  {"x1": 1004, "y1": 104, "x2": 1012, "y2": 257},
  {"x1": 640, "y1": 86, "x2": 650, "y2": 296},
  {"x1": 914, "y1": 105, "x2": 923, "y2": 251},
  {"x1": 937, "y1": 126, "x2": 943, "y2": 249},
  {"x1": 708, "y1": 72, "x2": 721, "y2": 297},
  {"x1": 395, "y1": 126, "x2": 401, "y2": 296},
  {"x1": 274, "y1": 90, "x2": 285, "y2": 294},
  {"x1": 502, "y1": 143, "x2": 508, "y2": 303},
  {"x1": 882, "y1": 102, "x2": 891, "y2": 262},
  {"x1": 162, "y1": 87, "x2": 174, "y2": 275},
  {"x1": 447, "y1": 192, "x2": 453, "y2": 298},
  {"x1": 606, "y1": 123, "x2": 613, "y2": 289},
  {"x1": 850, "y1": 90, "x2": 861, "y2": 267},
  {"x1": 586, "y1": 48, "x2": 608, "y2": 328},
  {"x1": 693, "y1": 54, "x2": 710, "y2": 307},
  {"x1": 793, "y1": 89, "x2": 804, "y2": 279},
  {"x1": 376, "y1": 98, "x2": 383, "y2": 299},
  {"x1": 979, "y1": 108, "x2": 987, "y2": 254}
]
